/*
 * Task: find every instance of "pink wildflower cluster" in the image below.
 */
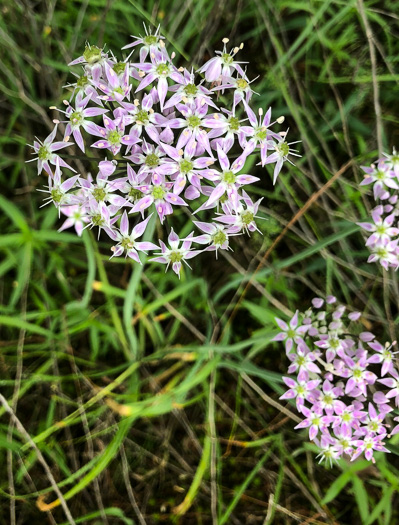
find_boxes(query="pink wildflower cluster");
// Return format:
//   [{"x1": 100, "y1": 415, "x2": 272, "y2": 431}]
[
  {"x1": 275, "y1": 295, "x2": 399, "y2": 465},
  {"x1": 28, "y1": 27, "x2": 300, "y2": 277},
  {"x1": 358, "y1": 149, "x2": 399, "y2": 269}
]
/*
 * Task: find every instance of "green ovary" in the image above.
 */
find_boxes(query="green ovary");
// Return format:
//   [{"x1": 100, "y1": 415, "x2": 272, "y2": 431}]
[
  {"x1": 128, "y1": 188, "x2": 143, "y2": 201},
  {"x1": 107, "y1": 130, "x2": 122, "y2": 145},
  {"x1": 296, "y1": 355, "x2": 305, "y2": 366},
  {"x1": 187, "y1": 116, "x2": 201, "y2": 129},
  {"x1": 241, "y1": 210, "x2": 254, "y2": 226},
  {"x1": 83, "y1": 45, "x2": 102, "y2": 64},
  {"x1": 179, "y1": 160, "x2": 193, "y2": 174},
  {"x1": 113, "y1": 62, "x2": 126, "y2": 74},
  {"x1": 222, "y1": 171, "x2": 236, "y2": 184},
  {"x1": 236, "y1": 78, "x2": 248, "y2": 90},
  {"x1": 70, "y1": 111, "x2": 84, "y2": 127},
  {"x1": 221, "y1": 53, "x2": 233, "y2": 65},
  {"x1": 368, "y1": 421, "x2": 379, "y2": 432},
  {"x1": 144, "y1": 35, "x2": 158, "y2": 46},
  {"x1": 51, "y1": 189, "x2": 63, "y2": 203},
  {"x1": 170, "y1": 251, "x2": 183, "y2": 263},
  {"x1": 91, "y1": 214, "x2": 104, "y2": 226},
  {"x1": 77, "y1": 75, "x2": 88, "y2": 88},
  {"x1": 353, "y1": 369, "x2": 362, "y2": 379},
  {"x1": 376, "y1": 170, "x2": 386, "y2": 180},
  {"x1": 228, "y1": 116, "x2": 240, "y2": 132},
  {"x1": 38, "y1": 145, "x2": 51, "y2": 161},
  {"x1": 323, "y1": 395, "x2": 333, "y2": 405},
  {"x1": 184, "y1": 83, "x2": 198, "y2": 96},
  {"x1": 135, "y1": 110, "x2": 149, "y2": 124},
  {"x1": 145, "y1": 153, "x2": 160, "y2": 168},
  {"x1": 152, "y1": 186, "x2": 165, "y2": 200},
  {"x1": 277, "y1": 142, "x2": 290, "y2": 157},
  {"x1": 156, "y1": 63, "x2": 169, "y2": 76},
  {"x1": 212, "y1": 230, "x2": 227, "y2": 246},
  {"x1": 121, "y1": 237, "x2": 134, "y2": 250},
  {"x1": 113, "y1": 87, "x2": 124, "y2": 95},
  {"x1": 92, "y1": 187, "x2": 107, "y2": 202}
]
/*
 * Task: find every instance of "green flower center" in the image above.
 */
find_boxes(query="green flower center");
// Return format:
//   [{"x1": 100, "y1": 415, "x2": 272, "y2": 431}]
[
  {"x1": 277, "y1": 142, "x2": 290, "y2": 157},
  {"x1": 83, "y1": 45, "x2": 102, "y2": 64},
  {"x1": 342, "y1": 413, "x2": 351, "y2": 422},
  {"x1": 241, "y1": 210, "x2": 254, "y2": 226},
  {"x1": 221, "y1": 53, "x2": 233, "y2": 65},
  {"x1": 382, "y1": 350, "x2": 392, "y2": 360},
  {"x1": 113, "y1": 87, "x2": 124, "y2": 95},
  {"x1": 113, "y1": 62, "x2": 126, "y2": 74},
  {"x1": 255, "y1": 127, "x2": 268, "y2": 142},
  {"x1": 323, "y1": 394, "x2": 333, "y2": 405},
  {"x1": 296, "y1": 386, "x2": 305, "y2": 395},
  {"x1": 212, "y1": 230, "x2": 227, "y2": 246},
  {"x1": 236, "y1": 78, "x2": 248, "y2": 90},
  {"x1": 145, "y1": 153, "x2": 160, "y2": 168},
  {"x1": 187, "y1": 115, "x2": 201, "y2": 129},
  {"x1": 184, "y1": 83, "x2": 198, "y2": 96},
  {"x1": 287, "y1": 329, "x2": 296, "y2": 338},
  {"x1": 38, "y1": 145, "x2": 51, "y2": 161},
  {"x1": 376, "y1": 247, "x2": 388, "y2": 258},
  {"x1": 121, "y1": 237, "x2": 134, "y2": 250},
  {"x1": 108, "y1": 130, "x2": 122, "y2": 145},
  {"x1": 179, "y1": 159, "x2": 193, "y2": 174},
  {"x1": 368, "y1": 421, "x2": 379, "y2": 432},
  {"x1": 170, "y1": 251, "x2": 183, "y2": 263},
  {"x1": 77, "y1": 75, "x2": 88, "y2": 88},
  {"x1": 135, "y1": 109, "x2": 149, "y2": 124},
  {"x1": 92, "y1": 187, "x2": 107, "y2": 202},
  {"x1": 144, "y1": 35, "x2": 158, "y2": 46},
  {"x1": 296, "y1": 356, "x2": 305, "y2": 366},
  {"x1": 73, "y1": 210, "x2": 82, "y2": 220},
  {"x1": 329, "y1": 338, "x2": 339, "y2": 349},
  {"x1": 376, "y1": 170, "x2": 386, "y2": 180},
  {"x1": 152, "y1": 186, "x2": 165, "y2": 200},
  {"x1": 222, "y1": 171, "x2": 236, "y2": 184},
  {"x1": 156, "y1": 63, "x2": 169, "y2": 76},
  {"x1": 392, "y1": 155, "x2": 399, "y2": 164},
  {"x1": 376, "y1": 225, "x2": 387, "y2": 235},
  {"x1": 340, "y1": 439, "x2": 349, "y2": 448},
  {"x1": 70, "y1": 111, "x2": 84, "y2": 127},
  {"x1": 51, "y1": 189, "x2": 63, "y2": 203},
  {"x1": 228, "y1": 116, "x2": 240, "y2": 132},
  {"x1": 312, "y1": 417, "x2": 320, "y2": 426},
  {"x1": 353, "y1": 369, "x2": 362, "y2": 379},
  {"x1": 92, "y1": 214, "x2": 104, "y2": 226},
  {"x1": 128, "y1": 188, "x2": 143, "y2": 202}
]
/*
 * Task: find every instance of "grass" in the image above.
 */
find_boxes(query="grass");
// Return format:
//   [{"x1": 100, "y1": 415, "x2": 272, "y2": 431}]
[{"x1": 1, "y1": 0, "x2": 399, "y2": 523}]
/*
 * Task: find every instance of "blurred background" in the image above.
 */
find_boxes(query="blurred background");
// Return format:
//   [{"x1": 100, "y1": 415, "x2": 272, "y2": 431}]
[{"x1": 1, "y1": 0, "x2": 399, "y2": 523}]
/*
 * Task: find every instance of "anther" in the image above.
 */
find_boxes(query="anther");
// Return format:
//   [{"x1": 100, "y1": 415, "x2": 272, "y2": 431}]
[
  {"x1": 222, "y1": 38, "x2": 229, "y2": 44},
  {"x1": 277, "y1": 116, "x2": 285, "y2": 124}
]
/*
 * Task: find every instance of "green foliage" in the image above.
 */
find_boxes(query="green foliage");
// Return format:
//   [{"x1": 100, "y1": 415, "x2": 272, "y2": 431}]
[{"x1": 1, "y1": 0, "x2": 399, "y2": 523}]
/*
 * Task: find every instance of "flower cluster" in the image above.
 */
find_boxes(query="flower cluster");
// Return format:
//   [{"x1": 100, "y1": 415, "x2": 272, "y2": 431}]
[
  {"x1": 28, "y1": 27, "x2": 300, "y2": 277},
  {"x1": 275, "y1": 295, "x2": 399, "y2": 465},
  {"x1": 358, "y1": 150, "x2": 399, "y2": 270}
]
